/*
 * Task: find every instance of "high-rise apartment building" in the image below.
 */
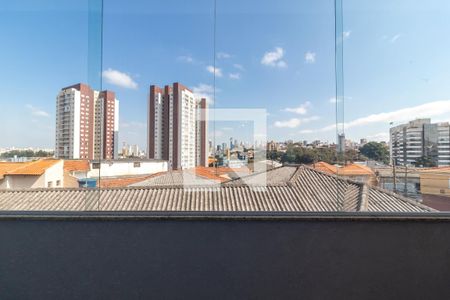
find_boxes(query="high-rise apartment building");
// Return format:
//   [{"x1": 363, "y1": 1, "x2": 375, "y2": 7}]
[
  {"x1": 55, "y1": 83, "x2": 119, "y2": 160},
  {"x1": 94, "y1": 90, "x2": 119, "y2": 160},
  {"x1": 390, "y1": 118, "x2": 450, "y2": 166},
  {"x1": 148, "y1": 82, "x2": 207, "y2": 170}
]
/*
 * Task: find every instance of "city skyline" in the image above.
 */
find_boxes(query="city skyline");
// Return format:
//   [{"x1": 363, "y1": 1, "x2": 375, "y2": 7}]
[{"x1": 2, "y1": 0, "x2": 450, "y2": 150}]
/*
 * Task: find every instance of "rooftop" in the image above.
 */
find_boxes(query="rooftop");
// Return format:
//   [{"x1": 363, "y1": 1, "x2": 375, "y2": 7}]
[
  {"x1": 0, "y1": 165, "x2": 434, "y2": 212},
  {"x1": 0, "y1": 159, "x2": 60, "y2": 179},
  {"x1": 64, "y1": 160, "x2": 90, "y2": 172},
  {"x1": 419, "y1": 167, "x2": 450, "y2": 174},
  {"x1": 312, "y1": 161, "x2": 375, "y2": 176}
]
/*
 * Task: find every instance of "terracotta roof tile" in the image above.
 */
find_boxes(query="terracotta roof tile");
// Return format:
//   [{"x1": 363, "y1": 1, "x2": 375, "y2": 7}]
[
  {"x1": 0, "y1": 160, "x2": 60, "y2": 177},
  {"x1": 312, "y1": 162, "x2": 374, "y2": 176},
  {"x1": 64, "y1": 160, "x2": 90, "y2": 172},
  {"x1": 99, "y1": 175, "x2": 157, "y2": 188}
]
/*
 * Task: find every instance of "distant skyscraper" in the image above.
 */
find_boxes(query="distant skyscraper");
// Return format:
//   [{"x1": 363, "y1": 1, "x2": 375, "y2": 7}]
[
  {"x1": 148, "y1": 82, "x2": 207, "y2": 169},
  {"x1": 337, "y1": 133, "x2": 346, "y2": 154},
  {"x1": 55, "y1": 83, "x2": 119, "y2": 160},
  {"x1": 94, "y1": 90, "x2": 119, "y2": 160}
]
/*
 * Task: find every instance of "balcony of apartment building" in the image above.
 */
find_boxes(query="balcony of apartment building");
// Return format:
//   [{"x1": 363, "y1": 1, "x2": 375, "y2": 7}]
[
  {"x1": 1, "y1": 165, "x2": 450, "y2": 299},
  {"x1": 2, "y1": 0, "x2": 450, "y2": 298}
]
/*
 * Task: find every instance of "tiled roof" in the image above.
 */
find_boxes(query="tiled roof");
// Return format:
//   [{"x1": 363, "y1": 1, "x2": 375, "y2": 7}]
[
  {"x1": 130, "y1": 170, "x2": 222, "y2": 187},
  {"x1": 312, "y1": 162, "x2": 374, "y2": 176},
  {"x1": 64, "y1": 160, "x2": 90, "y2": 172},
  {"x1": 0, "y1": 162, "x2": 29, "y2": 180},
  {"x1": 99, "y1": 175, "x2": 157, "y2": 188},
  {"x1": 339, "y1": 164, "x2": 375, "y2": 176},
  {"x1": 0, "y1": 166, "x2": 434, "y2": 212},
  {"x1": 419, "y1": 167, "x2": 450, "y2": 174},
  {"x1": 0, "y1": 160, "x2": 60, "y2": 178},
  {"x1": 223, "y1": 166, "x2": 298, "y2": 185},
  {"x1": 312, "y1": 162, "x2": 338, "y2": 174}
]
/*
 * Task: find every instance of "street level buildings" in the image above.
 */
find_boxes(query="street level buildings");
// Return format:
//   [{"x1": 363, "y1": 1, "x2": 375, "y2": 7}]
[{"x1": 55, "y1": 83, "x2": 119, "y2": 160}]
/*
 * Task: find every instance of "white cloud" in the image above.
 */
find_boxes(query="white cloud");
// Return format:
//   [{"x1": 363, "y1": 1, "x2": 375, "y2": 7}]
[
  {"x1": 367, "y1": 132, "x2": 389, "y2": 142},
  {"x1": 283, "y1": 101, "x2": 311, "y2": 115},
  {"x1": 329, "y1": 96, "x2": 352, "y2": 104},
  {"x1": 299, "y1": 129, "x2": 314, "y2": 134},
  {"x1": 221, "y1": 127, "x2": 233, "y2": 131},
  {"x1": 233, "y1": 64, "x2": 245, "y2": 71},
  {"x1": 217, "y1": 52, "x2": 231, "y2": 59},
  {"x1": 390, "y1": 34, "x2": 401, "y2": 43},
  {"x1": 274, "y1": 115, "x2": 319, "y2": 128},
  {"x1": 305, "y1": 51, "x2": 316, "y2": 64},
  {"x1": 102, "y1": 68, "x2": 138, "y2": 89},
  {"x1": 261, "y1": 47, "x2": 287, "y2": 68},
  {"x1": 329, "y1": 97, "x2": 339, "y2": 104},
  {"x1": 310, "y1": 100, "x2": 450, "y2": 132},
  {"x1": 26, "y1": 104, "x2": 49, "y2": 117},
  {"x1": 343, "y1": 31, "x2": 351, "y2": 40},
  {"x1": 229, "y1": 73, "x2": 241, "y2": 80},
  {"x1": 206, "y1": 65, "x2": 223, "y2": 77},
  {"x1": 177, "y1": 55, "x2": 194, "y2": 63},
  {"x1": 274, "y1": 118, "x2": 301, "y2": 128},
  {"x1": 192, "y1": 83, "x2": 217, "y2": 105}
]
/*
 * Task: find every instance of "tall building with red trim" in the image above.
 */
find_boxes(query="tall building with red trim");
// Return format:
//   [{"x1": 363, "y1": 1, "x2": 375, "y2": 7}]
[
  {"x1": 148, "y1": 82, "x2": 207, "y2": 170},
  {"x1": 55, "y1": 83, "x2": 119, "y2": 160}
]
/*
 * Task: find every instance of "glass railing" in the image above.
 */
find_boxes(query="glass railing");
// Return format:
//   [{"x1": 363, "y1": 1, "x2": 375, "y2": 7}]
[{"x1": 1, "y1": 0, "x2": 449, "y2": 213}]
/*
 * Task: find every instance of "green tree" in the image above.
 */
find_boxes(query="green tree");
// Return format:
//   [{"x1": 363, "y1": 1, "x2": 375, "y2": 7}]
[
  {"x1": 414, "y1": 156, "x2": 437, "y2": 167},
  {"x1": 359, "y1": 142, "x2": 389, "y2": 164}
]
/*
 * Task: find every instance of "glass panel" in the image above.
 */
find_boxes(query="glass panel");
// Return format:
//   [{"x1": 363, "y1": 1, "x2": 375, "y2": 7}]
[
  {"x1": 99, "y1": 0, "x2": 215, "y2": 204},
  {"x1": 216, "y1": 0, "x2": 338, "y2": 204},
  {"x1": 343, "y1": 0, "x2": 450, "y2": 211},
  {"x1": 0, "y1": 0, "x2": 102, "y2": 209}
]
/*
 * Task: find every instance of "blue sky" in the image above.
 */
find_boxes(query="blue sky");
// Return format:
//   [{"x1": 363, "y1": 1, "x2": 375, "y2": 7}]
[{"x1": 1, "y1": 0, "x2": 450, "y2": 150}]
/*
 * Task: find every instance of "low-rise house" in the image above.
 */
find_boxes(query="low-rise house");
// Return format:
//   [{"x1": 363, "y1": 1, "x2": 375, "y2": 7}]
[
  {"x1": 419, "y1": 167, "x2": 450, "y2": 196},
  {"x1": 0, "y1": 159, "x2": 64, "y2": 189},
  {"x1": 311, "y1": 161, "x2": 378, "y2": 186},
  {"x1": 62, "y1": 159, "x2": 169, "y2": 188},
  {"x1": 87, "y1": 159, "x2": 168, "y2": 178},
  {"x1": 63, "y1": 160, "x2": 91, "y2": 188},
  {"x1": 419, "y1": 167, "x2": 450, "y2": 210}
]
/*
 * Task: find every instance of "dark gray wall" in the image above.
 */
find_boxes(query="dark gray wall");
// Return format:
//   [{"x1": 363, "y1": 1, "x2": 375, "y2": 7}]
[{"x1": 0, "y1": 214, "x2": 449, "y2": 299}]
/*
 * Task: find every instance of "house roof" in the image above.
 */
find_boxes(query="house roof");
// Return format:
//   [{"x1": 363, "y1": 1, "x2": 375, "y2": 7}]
[
  {"x1": 99, "y1": 175, "x2": 159, "y2": 188},
  {"x1": 0, "y1": 165, "x2": 434, "y2": 213},
  {"x1": 0, "y1": 162, "x2": 29, "y2": 180},
  {"x1": 312, "y1": 162, "x2": 374, "y2": 176},
  {"x1": 313, "y1": 162, "x2": 338, "y2": 174},
  {"x1": 130, "y1": 170, "x2": 222, "y2": 187},
  {"x1": 0, "y1": 160, "x2": 60, "y2": 179},
  {"x1": 64, "y1": 160, "x2": 90, "y2": 172},
  {"x1": 130, "y1": 167, "x2": 247, "y2": 187},
  {"x1": 419, "y1": 167, "x2": 450, "y2": 175}
]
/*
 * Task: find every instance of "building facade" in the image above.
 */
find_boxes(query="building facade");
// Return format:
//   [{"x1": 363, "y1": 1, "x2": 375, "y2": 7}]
[
  {"x1": 55, "y1": 83, "x2": 119, "y2": 160},
  {"x1": 148, "y1": 82, "x2": 207, "y2": 170},
  {"x1": 0, "y1": 160, "x2": 64, "y2": 189},
  {"x1": 390, "y1": 119, "x2": 450, "y2": 166}
]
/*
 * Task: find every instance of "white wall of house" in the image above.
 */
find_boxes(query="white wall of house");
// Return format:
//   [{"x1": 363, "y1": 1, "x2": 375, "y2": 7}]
[
  {"x1": 87, "y1": 160, "x2": 168, "y2": 178},
  {"x1": 43, "y1": 160, "x2": 64, "y2": 188},
  {"x1": 2, "y1": 175, "x2": 44, "y2": 189},
  {"x1": 0, "y1": 161, "x2": 64, "y2": 189}
]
